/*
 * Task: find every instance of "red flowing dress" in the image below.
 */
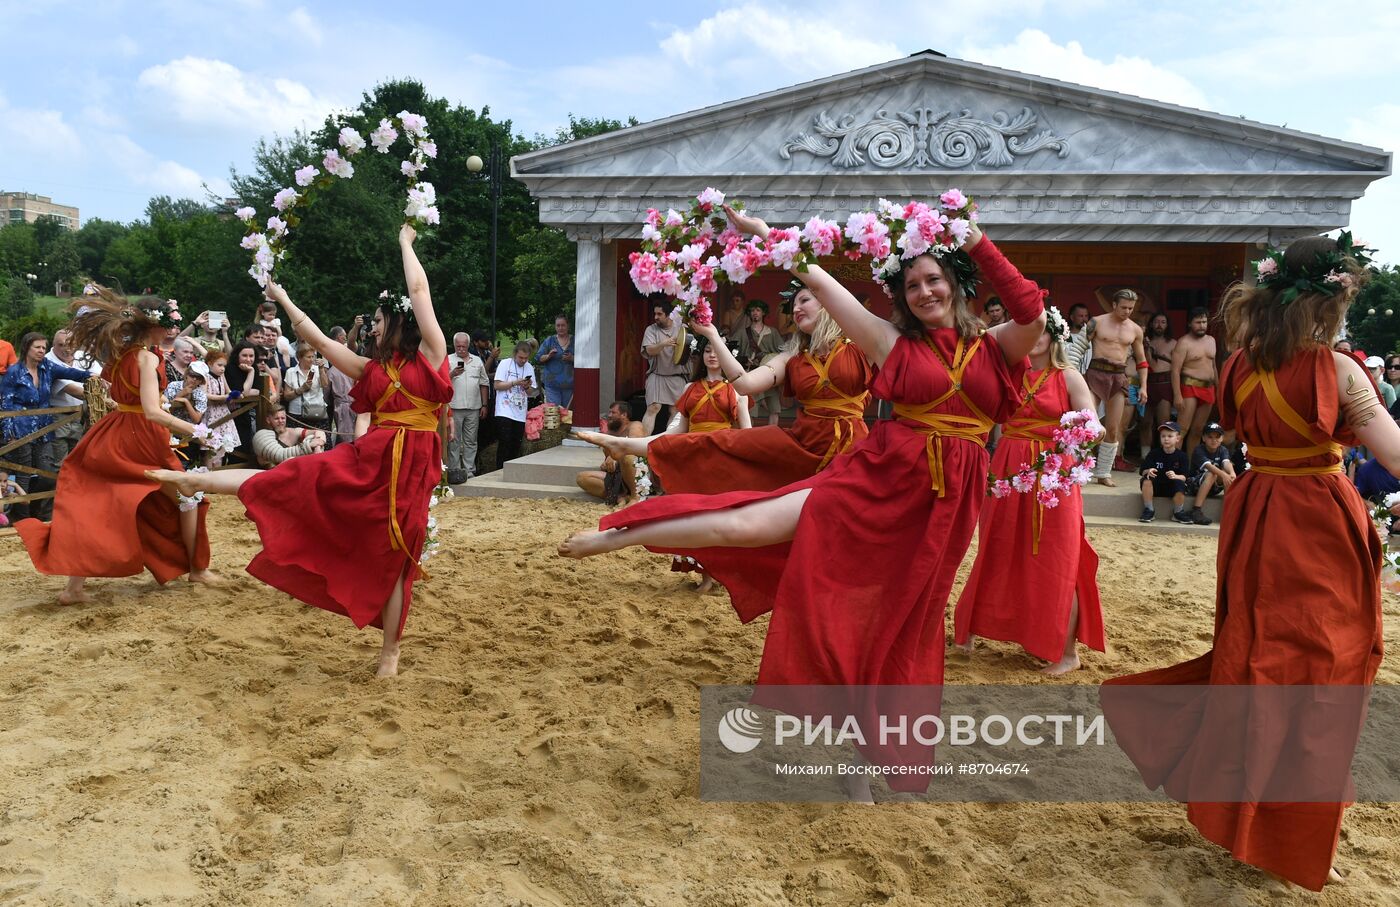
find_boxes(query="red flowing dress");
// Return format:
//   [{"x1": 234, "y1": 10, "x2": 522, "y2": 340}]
[
  {"x1": 953, "y1": 367, "x2": 1105, "y2": 662},
  {"x1": 646, "y1": 341, "x2": 872, "y2": 494},
  {"x1": 17, "y1": 348, "x2": 211, "y2": 583},
  {"x1": 238, "y1": 352, "x2": 451, "y2": 637},
  {"x1": 600, "y1": 239, "x2": 1039, "y2": 788},
  {"x1": 1102, "y1": 346, "x2": 1383, "y2": 891}
]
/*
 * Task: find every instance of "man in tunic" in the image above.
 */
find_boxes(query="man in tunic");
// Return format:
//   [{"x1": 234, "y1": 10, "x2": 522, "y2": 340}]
[
  {"x1": 641, "y1": 303, "x2": 688, "y2": 433},
  {"x1": 729, "y1": 299, "x2": 783, "y2": 426}
]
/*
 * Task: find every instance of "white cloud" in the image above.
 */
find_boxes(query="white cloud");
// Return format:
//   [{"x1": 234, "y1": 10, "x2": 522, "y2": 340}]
[
  {"x1": 659, "y1": 4, "x2": 899, "y2": 76},
  {"x1": 288, "y1": 7, "x2": 322, "y2": 47},
  {"x1": 137, "y1": 56, "x2": 343, "y2": 134},
  {"x1": 103, "y1": 133, "x2": 230, "y2": 200},
  {"x1": 0, "y1": 92, "x2": 82, "y2": 161},
  {"x1": 960, "y1": 29, "x2": 1212, "y2": 111}
]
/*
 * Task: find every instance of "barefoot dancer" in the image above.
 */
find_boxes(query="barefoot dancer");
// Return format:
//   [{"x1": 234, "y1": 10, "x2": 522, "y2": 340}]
[
  {"x1": 561, "y1": 204, "x2": 1046, "y2": 789},
  {"x1": 15, "y1": 290, "x2": 217, "y2": 602},
  {"x1": 148, "y1": 225, "x2": 449, "y2": 677},
  {"x1": 952, "y1": 308, "x2": 1105, "y2": 675},
  {"x1": 1104, "y1": 234, "x2": 1392, "y2": 890},
  {"x1": 664, "y1": 337, "x2": 752, "y2": 592},
  {"x1": 576, "y1": 279, "x2": 872, "y2": 494}
]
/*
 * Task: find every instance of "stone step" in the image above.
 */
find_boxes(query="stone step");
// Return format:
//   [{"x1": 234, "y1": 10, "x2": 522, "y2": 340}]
[
  {"x1": 1080, "y1": 475, "x2": 1225, "y2": 521},
  {"x1": 502, "y1": 443, "x2": 603, "y2": 487},
  {"x1": 1084, "y1": 512, "x2": 1219, "y2": 536},
  {"x1": 456, "y1": 469, "x2": 599, "y2": 502}
]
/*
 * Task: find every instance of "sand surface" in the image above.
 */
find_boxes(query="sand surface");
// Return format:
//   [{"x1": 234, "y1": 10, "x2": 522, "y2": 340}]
[{"x1": 1, "y1": 497, "x2": 1397, "y2": 906}]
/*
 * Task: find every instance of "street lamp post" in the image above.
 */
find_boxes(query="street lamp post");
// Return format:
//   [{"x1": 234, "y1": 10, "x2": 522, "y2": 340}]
[{"x1": 466, "y1": 142, "x2": 502, "y2": 340}]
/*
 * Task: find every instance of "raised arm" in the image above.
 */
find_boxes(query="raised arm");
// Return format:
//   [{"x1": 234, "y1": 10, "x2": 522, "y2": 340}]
[
  {"x1": 975, "y1": 227, "x2": 1047, "y2": 363},
  {"x1": 692, "y1": 319, "x2": 791, "y2": 397},
  {"x1": 723, "y1": 204, "x2": 900, "y2": 367},
  {"x1": 401, "y1": 224, "x2": 446, "y2": 369},
  {"x1": 265, "y1": 281, "x2": 367, "y2": 380}
]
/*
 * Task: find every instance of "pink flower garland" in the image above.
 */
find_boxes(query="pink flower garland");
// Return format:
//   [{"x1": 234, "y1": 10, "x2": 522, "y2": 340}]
[
  {"x1": 627, "y1": 187, "x2": 979, "y2": 324},
  {"x1": 238, "y1": 111, "x2": 439, "y2": 288},
  {"x1": 987, "y1": 409, "x2": 1104, "y2": 506}
]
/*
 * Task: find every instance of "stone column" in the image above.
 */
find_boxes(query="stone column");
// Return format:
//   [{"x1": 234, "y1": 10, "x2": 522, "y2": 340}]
[{"x1": 573, "y1": 239, "x2": 616, "y2": 425}]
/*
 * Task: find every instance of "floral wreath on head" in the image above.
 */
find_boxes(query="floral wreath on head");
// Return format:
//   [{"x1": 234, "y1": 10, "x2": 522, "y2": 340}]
[
  {"x1": 237, "y1": 111, "x2": 440, "y2": 288},
  {"x1": 628, "y1": 187, "x2": 980, "y2": 323},
  {"x1": 1045, "y1": 306, "x2": 1071, "y2": 344},
  {"x1": 124, "y1": 299, "x2": 182, "y2": 330},
  {"x1": 1253, "y1": 230, "x2": 1374, "y2": 305},
  {"x1": 377, "y1": 290, "x2": 416, "y2": 323}
]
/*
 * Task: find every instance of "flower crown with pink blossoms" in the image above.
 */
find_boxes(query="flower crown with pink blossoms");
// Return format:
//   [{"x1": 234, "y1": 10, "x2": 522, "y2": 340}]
[{"x1": 1253, "y1": 231, "x2": 1374, "y2": 306}]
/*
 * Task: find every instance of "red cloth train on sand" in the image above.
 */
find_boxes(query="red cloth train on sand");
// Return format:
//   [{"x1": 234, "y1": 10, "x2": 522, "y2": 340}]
[
  {"x1": 646, "y1": 341, "x2": 872, "y2": 494},
  {"x1": 17, "y1": 348, "x2": 211, "y2": 583},
  {"x1": 953, "y1": 366, "x2": 1105, "y2": 661},
  {"x1": 1102, "y1": 345, "x2": 1383, "y2": 891},
  {"x1": 238, "y1": 351, "x2": 451, "y2": 637}
]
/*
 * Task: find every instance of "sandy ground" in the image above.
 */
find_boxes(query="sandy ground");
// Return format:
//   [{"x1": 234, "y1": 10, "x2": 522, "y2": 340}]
[{"x1": 1, "y1": 497, "x2": 1397, "y2": 907}]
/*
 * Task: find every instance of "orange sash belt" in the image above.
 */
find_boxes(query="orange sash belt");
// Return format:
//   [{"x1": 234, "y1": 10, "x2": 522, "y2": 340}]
[
  {"x1": 372, "y1": 364, "x2": 444, "y2": 578},
  {"x1": 688, "y1": 421, "x2": 732, "y2": 433},
  {"x1": 802, "y1": 396, "x2": 870, "y2": 469},
  {"x1": 1234, "y1": 369, "x2": 1345, "y2": 478},
  {"x1": 116, "y1": 403, "x2": 144, "y2": 414},
  {"x1": 1002, "y1": 416, "x2": 1062, "y2": 553},
  {"x1": 893, "y1": 404, "x2": 994, "y2": 498}
]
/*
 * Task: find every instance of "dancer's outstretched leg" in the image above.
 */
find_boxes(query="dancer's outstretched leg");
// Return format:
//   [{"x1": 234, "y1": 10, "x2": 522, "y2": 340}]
[
  {"x1": 1041, "y1": 594, "x2": 1081, "y2": 676},
  {"x1": 146, "y1": 468, "x2": 260, "y2": 498},
  {"x1": 573, "y1": 430, "x2": 654, "y2": 461},
  {"x1": 377, "y1": 567, "x2": 407, "y2": 678},
  {"x1": 559, "y1": 488, "x2": 810, "y2": 559},
  {"x1": 178, "y1": 503, "x2": 220, "y2": 585}
]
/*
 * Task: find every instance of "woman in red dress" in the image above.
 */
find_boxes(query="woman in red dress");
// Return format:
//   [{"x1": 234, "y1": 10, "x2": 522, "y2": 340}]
[
  {"x1": 953, "y1": 308, "x2": 1105, "y2": 674},
  {"x1": 561, "y1": 206, "x2": 1046, "y2": 796},
  {"x1": 17, "y1": 291, "x2": 217, "y2": 602},
  {"x1": 665, "y1": 338, "x2": 751, "y2": 591},
  {"x1": 149, "y1": 225, "x2": 449, "y2": 677},
  {"x1": 576, "y1": 280, "x2": 873, "y2": 494},
  {"x1": 1103, "y1": 235, "x2": 1395, "y2": 889}
]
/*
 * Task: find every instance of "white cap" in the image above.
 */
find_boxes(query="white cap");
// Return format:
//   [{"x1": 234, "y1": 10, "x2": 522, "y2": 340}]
[
  {"x1": 1364, "y1": 355, "x2": 1385, "y2": 369},
  {"x1": 187, "y1": 360, "x2": 211, "y2": 380}
]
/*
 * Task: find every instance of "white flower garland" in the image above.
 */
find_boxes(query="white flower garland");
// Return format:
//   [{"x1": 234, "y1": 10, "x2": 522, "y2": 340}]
[
  {"x1": 237, "y1": 111, "x2": 439, "y2": 288},
  {"x1": 422, "y1": 470, "x2": 455, "y2": 564}
]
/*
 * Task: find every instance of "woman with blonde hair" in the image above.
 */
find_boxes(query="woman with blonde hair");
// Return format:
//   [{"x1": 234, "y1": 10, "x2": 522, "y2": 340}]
[
  {"x1": 15, "y1": 290, "x2": 217, "y2": 602},
  {"x1": 1104, "y1": 233, "x2": 1397, "y2": 889},
  {"x1": 576, "y1": 277, "x2": 872, "y2": 494},
  {"x1": 563, "y1": 203, "x2": 1046, "y2": 799},
  {"x1": 953, "y1": 306, "x2": 1105, "y2": 674}
]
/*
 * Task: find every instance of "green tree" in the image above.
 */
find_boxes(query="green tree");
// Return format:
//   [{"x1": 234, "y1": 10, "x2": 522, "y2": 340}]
[
  {"x1": 101, "y1": 227, "x2": 153, "y2": 295},
  {"x1": 0, "y1": 222, "x2": 40, "y2": 277},
  {"x1": 3, "y1": 274, "x2": 35, "y2": 321},
  {"x1": 146, "y1": 196, "x2": 209, "y2": 223},
  {"x1": 1346, "y1": 266, "x2": 1400, "y2": 357},
  {"x1": 31, "y1": 214, "x2": 67, "y2": 256},
  {"x1": 173, "y1": 213, "x2": 262, "y2": 317},
  {"x1": 76, "y1": 218, "x2": 129, "y2": 276},
  {"x1": 40, "y1": 230, "x2": 81, "y2": 291}
]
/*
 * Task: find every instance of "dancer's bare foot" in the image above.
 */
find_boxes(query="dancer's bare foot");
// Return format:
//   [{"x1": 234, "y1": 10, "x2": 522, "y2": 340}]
[
  {"x1": 840, "y1": 769, "x2": 875, "y2": 804},
  {"x1": 376, "y1": 646, "x2": 400, "y2": 678},
  {"x1": 558, "y1": 528, "x2": 621, "y2": 559},
  {"x1": 1040, "y1": 653, "x2": 1081, "y2": 676},
  {"x1": 145, "y1": 468, "x2": 200, "y2": 497},
  {"x1": 954, "y1": 635, "x2": 976, "y2": 655},
  {"x1": 696, "y1": 574, "x2": 716, "y2": 594},
  {"x1": 188, "y1": 569, "x2": 222, "y2": 586},
  {"x1": 1093, "y1": 476, "x2": 1117, "y2": 487},
  {"x1": 574, "y1": 430, "x2": 631, "y2": 461},
  {"x1": 57, "y1": 586, "x2": 92, "y2": 606},
  {"x1": 1262, "y1": 867, "x2": 1344, "y2": 889}
]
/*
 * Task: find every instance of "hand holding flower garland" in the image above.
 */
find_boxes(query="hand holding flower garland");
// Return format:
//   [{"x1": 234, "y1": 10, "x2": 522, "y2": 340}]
[
  {"x1": 987, "y1": 409, "x2": 1104, "y2": 507},
  {"x1": 627, "y1": 187, "x2": 981, "y2": 322},
  {"x1": 238, "y1": 111, "x2": 440, "y2": 288}
]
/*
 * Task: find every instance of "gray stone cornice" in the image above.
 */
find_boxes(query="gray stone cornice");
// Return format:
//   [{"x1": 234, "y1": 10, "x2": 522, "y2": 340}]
[{"x1": 513, "y1": 53, "x2": 1390, "y2": 176}]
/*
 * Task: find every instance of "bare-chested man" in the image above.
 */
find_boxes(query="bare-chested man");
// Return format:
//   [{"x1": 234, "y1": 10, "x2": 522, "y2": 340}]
[
  {"x1": 1085, "y1": 289, "x2": 1148, "y2": 486},
  {"x1": 1171, "y1": 307, "x2": 1218, "y2": 455},
  {"x1": 576, "y1": 400, "x2": 648, "y2": 504}
]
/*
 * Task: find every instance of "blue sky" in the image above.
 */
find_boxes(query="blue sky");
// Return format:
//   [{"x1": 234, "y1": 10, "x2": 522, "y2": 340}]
[{"x1": 2, "y1": 0, "x2": 1397, "y2": 260}]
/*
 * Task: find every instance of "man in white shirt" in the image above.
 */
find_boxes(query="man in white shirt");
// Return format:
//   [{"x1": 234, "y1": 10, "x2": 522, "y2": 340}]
[
  {"x1": 493, "y1": 341, "x2": 536, "y2": 471},
  {"x1": 44, "y1": 328, "x2": 100, "y2": 464},
  {"x1": 447, "y1": 332, "x2": 489, "y2": 480}
]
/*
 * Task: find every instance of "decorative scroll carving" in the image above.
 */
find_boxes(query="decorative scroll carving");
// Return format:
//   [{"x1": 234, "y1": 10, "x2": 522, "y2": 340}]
[{"x1": 780, "y1": 106, "x2": 1069, "y2": 169}]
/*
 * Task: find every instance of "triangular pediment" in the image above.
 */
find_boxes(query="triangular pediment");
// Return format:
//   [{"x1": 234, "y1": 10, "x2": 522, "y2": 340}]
[{"x1": 515, "y1": 52, "x2": 1389, "y2": 179}]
